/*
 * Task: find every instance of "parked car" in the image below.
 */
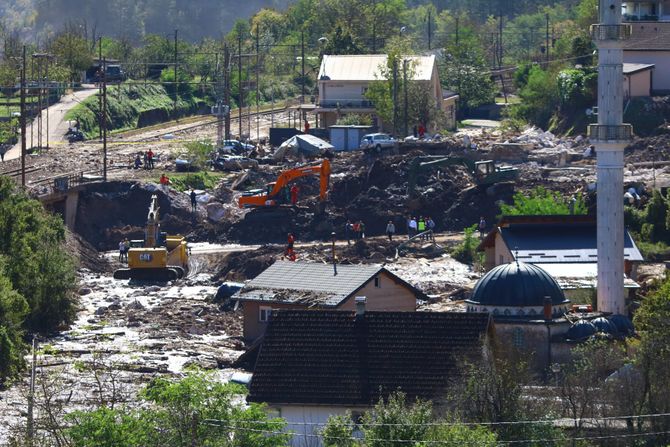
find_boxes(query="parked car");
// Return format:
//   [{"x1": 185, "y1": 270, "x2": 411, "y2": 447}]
[
  {"x1": 210, "y1": 155, "x2": 259, "y2": 171},
  {"x1": 175, "y1": 153, "x2": 195, "y2": 172},
  {"x1": 359, "y1": 133, "x2": 397, "y2": 152},
  {"x1": 220, "y1": 140, "x2": 255, "y2": 155}
]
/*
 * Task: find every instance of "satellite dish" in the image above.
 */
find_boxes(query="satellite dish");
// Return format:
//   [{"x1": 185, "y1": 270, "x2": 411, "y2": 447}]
[{"x1": 586, "y1": 108, "x2": 593, "y2": 116}]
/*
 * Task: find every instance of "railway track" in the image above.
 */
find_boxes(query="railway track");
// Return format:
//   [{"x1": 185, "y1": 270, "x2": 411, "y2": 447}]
[{"x1": 0, "y1": 165, "x2": 43, "y2": 179}]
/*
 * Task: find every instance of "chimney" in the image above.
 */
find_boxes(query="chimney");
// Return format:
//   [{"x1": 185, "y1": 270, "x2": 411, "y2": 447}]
[
  {"x1": 355, "y1": 296, "x2": 366, "y2": 317},
  {"x1": 543, "y1": 296, "x2": 552, "y2": 321}
]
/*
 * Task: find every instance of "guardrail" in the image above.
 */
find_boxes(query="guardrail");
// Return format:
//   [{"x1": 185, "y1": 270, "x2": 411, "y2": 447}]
[{"x1": 29, "y1": 169, "x2": 105, "y2": 199}]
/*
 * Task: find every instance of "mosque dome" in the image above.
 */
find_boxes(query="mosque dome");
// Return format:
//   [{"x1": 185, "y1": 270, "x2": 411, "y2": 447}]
[
  {"x1": 609, "y1": 314, "x2": 635, "y2": 337},
  {"x1": 566, "y1": 320, "x2": 597, "y2": 341},
  {"x1": 592, "y1": 317, "x2": 620, "y2": 335},
  {"x1": 466, "y1": 261, "x2": 570, "y2": 318}
]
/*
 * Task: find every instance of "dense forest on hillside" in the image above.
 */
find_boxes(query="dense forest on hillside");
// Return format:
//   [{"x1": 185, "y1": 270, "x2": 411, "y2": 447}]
[{"x1": 1, "y1": 0, "x2": 580, "y2": 42}]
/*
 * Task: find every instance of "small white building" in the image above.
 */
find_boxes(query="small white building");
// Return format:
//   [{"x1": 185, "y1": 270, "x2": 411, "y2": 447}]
[
  {"x1": 623, "y1": 62, "x2": 655, "y2": 97},
  {"x1": 315, "y1": 54, "x2": 458, "y2": 132}
]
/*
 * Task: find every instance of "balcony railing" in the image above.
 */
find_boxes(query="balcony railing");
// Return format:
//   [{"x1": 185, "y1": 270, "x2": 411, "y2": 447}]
[
  {"x1": 588, "y1": 124, "x2": 633, "y2": 142},
  {"x1": 623, "y1": 13, "x2": 660, "y2": 21},
  {"x1": 318, "y1": 99, "x2": 375, "y2": 108},
  {"x1": 590, "y1": 24, "x2": 632, "y2": 40}
]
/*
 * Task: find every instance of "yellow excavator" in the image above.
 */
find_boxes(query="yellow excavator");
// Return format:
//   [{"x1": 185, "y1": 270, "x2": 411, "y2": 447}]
[{"x1": 113, "y1": 194, "x2": 189, "y2": 281}]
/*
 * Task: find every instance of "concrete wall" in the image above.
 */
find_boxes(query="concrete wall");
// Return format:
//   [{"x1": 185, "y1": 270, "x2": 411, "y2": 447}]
[
  {"x1": 276, "y1": 405, "x2": 368, "y2": 447},
  {"x1": 485, "y1": 232, "x2": 514, "y2": 270},
  {"x1": 624, "y1": 51, "x2": 670, "y2": 91},
  {"x1": 624, "y1": 69, "x2": 653, "y2": 97},
  {"x1": 494, "y1": 320, "x2": 571, "y2": 373}
]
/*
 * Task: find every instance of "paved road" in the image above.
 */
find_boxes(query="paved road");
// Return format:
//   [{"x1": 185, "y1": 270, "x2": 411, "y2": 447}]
[{"x1": 4, "y1": 87, "x2": 99, "y2": 161}]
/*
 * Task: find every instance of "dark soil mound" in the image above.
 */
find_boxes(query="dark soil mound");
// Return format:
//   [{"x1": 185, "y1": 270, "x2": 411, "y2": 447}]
[{"x1": 75, "y1": 181, "x2": 197, "y2": 250}]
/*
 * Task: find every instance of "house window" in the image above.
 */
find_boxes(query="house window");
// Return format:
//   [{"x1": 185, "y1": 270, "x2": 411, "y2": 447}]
[
  {"x1": 374, "y1": 276, "x2": 381, "y2": 288},
  {"x1": 513, "y1": 327, "x2": 524, "y2": 348},
  {"x1": 259, "y1": 306, "x2": 273, "y2": 323}
]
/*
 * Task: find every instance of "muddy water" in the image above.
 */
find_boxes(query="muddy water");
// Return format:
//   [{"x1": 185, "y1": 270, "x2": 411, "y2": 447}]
[{"x1": 0, "y1": 244, "x2": 249, "y2": 443}]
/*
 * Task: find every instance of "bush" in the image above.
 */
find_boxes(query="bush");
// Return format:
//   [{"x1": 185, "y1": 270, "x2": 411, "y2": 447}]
[
  {"x1": 452, "y1": 224, "x2": 480, "y2": 264},
  {"x1": 499, "y1": 187, "x2": 587, "y2": 216},
  {"x1": 167, "y1": 171, "x2": 222, "y2": 192},
  {"x1": 66, "y1": 370, "x2": 290, "y2": 447}
]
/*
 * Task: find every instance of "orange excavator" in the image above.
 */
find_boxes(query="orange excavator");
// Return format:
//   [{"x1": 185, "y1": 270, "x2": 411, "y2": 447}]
[{"x1": 238, "y1": 159, "x2": 331, "y2": 208}]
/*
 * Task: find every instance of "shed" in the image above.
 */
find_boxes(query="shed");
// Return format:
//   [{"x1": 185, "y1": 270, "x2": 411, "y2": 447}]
[
  {"x1": 623, "y1": 63, "x2": 655, "y2": 98},
  {"x1": 328, "y1": 125, "x2": 373, "y2": 151}
]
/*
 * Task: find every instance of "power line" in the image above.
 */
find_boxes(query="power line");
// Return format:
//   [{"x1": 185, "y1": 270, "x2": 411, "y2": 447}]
[{"x1": 201, "y1": 420, "x2": 670, "y2": 445}]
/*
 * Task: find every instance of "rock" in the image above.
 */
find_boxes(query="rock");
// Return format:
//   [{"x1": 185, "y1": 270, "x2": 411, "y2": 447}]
[
  {"x1": 206, "y1": 202, "x2": 227, "y2": 223},
  {"x1": 126, "y1": 300, "x2": 144, "y2": 311},
  {"x1": 79, "y1": 287, "x2": 92, "y2": 296},
  {"x1": 145, "y1": 285, "x2": 161, "y2": 293},
  {"x1": 94, "y1": 306, "x2": 108, "y2": 316},
  {"x1": 108, "y1": 300, "x2": 122, "y2": 311}
]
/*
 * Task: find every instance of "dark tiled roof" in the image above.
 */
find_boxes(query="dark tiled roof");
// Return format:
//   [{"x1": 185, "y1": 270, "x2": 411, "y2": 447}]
[
  {"x1": 624, "y1": 22, "x2": 670, "y2": 51},
  {"x1": 248, "y1": 310, "x2": 491, "y2": 405},
  {"x1": 234, "y1": 261, "x2": 425, "y2": 306},
  {"x1": 477, "y1": 216, "x2": 643, "y2": 262},
  {"x1": 500, "y1": 224, "x2": 643, "y2": 263}
]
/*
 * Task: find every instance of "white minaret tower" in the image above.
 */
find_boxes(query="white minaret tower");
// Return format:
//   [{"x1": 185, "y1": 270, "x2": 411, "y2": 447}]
[{"x1": 590, "y1": 0, "x2": 632, "y2": 314}]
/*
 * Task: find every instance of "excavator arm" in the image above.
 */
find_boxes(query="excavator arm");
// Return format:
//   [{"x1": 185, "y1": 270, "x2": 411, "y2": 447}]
[{"x1": 238, "y1": 159, "x2": 331, "y2": 208}]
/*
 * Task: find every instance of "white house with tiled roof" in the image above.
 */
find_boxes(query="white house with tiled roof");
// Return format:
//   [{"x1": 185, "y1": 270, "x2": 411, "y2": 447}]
[{"x1": 315, "y1": 54, "x2": 458, "y2": 132}]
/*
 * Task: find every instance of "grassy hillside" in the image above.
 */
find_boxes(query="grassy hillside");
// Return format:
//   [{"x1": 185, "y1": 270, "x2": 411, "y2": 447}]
[{"x1": 65, "y1": 83, "x2": 205, "y2": 138}]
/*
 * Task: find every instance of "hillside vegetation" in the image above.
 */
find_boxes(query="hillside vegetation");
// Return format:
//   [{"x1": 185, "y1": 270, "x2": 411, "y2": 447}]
[{"x1": 65, "y1": 84, "x2": 205, "y2": 137}]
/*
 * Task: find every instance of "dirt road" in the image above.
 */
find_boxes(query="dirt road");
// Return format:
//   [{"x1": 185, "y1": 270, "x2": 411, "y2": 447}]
[{"x1": 5, "y1": 87, "x2": 99, "y2": 161}]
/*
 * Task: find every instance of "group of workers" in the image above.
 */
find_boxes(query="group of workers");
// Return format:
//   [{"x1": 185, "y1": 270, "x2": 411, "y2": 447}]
[
  {"x1": 407, "y1": 216, "x2": 436, "y2": 240},
  {"x1": 133, "y1": 150, "x2": 155, "y2": 170},
  {"x1": 118, "y1": 238, "x2": 130, "y2": 262},
  {"x1": 344, "y1": 220, "x2": 366, "y2": 244}
]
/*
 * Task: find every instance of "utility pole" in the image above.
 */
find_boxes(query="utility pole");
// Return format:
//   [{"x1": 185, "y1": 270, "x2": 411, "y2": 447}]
[
  {"x1": 98, "y1": 37, "x2": 103, "y2": 140},
  {"x1": 26, "y1": 336, "x2": 36, "y2": 446},
  {"x1": 372, "y1": 0, "x2": 377, "y2": 53},
  {"x1": 392, "y1": 58, "x2": 398, "y2": 136},
  {"x1": 427, "y1": 9, "x2": 432, "y2": 50},
  {"x1": 301, "y1": 30, "x2": 306, "y2": 105},
  {"x1": 102, "y1": 57, "x2": 107, "y2": 182},
  {"x1": 545, "y1": 13, "x2": 550, "y2": 65},
  {"x1": 20, "y1": 46, "x2": 26, "y2": 188},
  {"x1": 174, "y1": 29, "x2": 178, "y2": 120},
  {"x1": 455, "y1": 17, "x2": 459, "y2": 47},
  {"x1": 238, "y1": 32, "x2": 243, "y2": 140},
  {"x1": 403, "y1": 59, "x2": 408, "y2": 138},
  {"x1": 498, "y1": 15, "x2": 504, "y2": 68},
  {"x1": 256, "y1": 29, "x2": 260, "y2": 142},
  {"x1": 224, "y1": 44, "x2": 231, "y2": 140}
]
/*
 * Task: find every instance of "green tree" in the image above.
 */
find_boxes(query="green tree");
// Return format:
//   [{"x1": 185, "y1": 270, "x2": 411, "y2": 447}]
[
  {"x1": 439, "y1": 14, "x2": 496, "y2": 115},
  {"x1": 48, "y1": 23, "x2": 93, "y2": 83},
  {"x1": 322, "y1": 413, "x2": 356, "y2": 447},
  {"x1": 361, "y1": 392, "x2": 433, "y2": 447},
  {"x1": 451, "y1": 224, "x2": 480, "y2": 264},
  {"x1": 67, "y1": 370, "x2": 290, "y2": 447},
  {"x1": 510, "y1": 65, "x2": 559, "y2": 129},
  {"x1": 321, "y1": 24, "x2": 363, "y2": 55},
  {"x1": 0, "y1": 177, "x2": 77, "y2": 334},
  {"x1": 0, "y1": 266, "x2": 29, "y2": 385},
  {"x1": 499, "y1": 187, "x2": 587, "y2": 216}
]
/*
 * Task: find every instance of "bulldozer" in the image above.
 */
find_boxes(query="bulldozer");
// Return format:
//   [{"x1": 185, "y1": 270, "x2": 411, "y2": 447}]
[
  {"x1": 406, "y1": 156, "x2": 518, "y2": 197},
  {"x1": 238, "y1": 159, "x2": 331, "y2": 208},
  {"x1": 113, "y1": 194, "x2": 189, "y2": 281}
]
